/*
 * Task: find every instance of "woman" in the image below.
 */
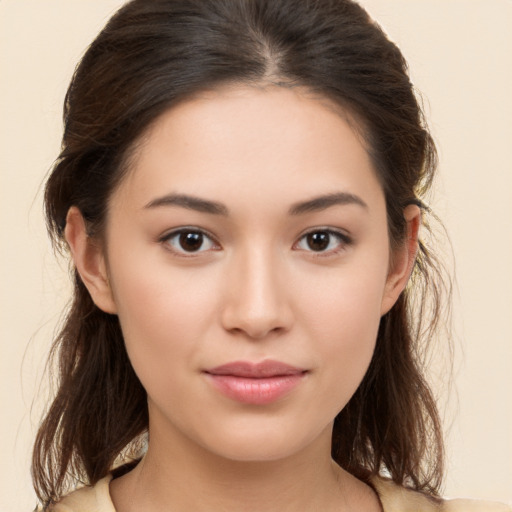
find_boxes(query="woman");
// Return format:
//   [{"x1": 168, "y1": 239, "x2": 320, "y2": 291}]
[{"x1": 32, "y1": 0, "x2": 511, "y2": 510}]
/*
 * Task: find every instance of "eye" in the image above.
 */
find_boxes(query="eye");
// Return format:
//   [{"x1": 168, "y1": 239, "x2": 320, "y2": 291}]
[
  {"x1": 295, "y1": 229, "x2": 351, "y2": 254},
  {"x1": 161, "y1": 229, "x2": 219, "y2": 255}
]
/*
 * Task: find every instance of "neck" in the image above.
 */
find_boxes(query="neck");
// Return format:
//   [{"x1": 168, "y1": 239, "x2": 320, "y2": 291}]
[{"x1": 111, "y1": 422, "x2": 379, "y2": 512}]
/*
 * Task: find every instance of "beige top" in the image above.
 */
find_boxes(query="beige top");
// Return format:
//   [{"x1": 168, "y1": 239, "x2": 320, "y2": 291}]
[{"x1": 52, "y1": 474, "x2": 511, "y2": 512}]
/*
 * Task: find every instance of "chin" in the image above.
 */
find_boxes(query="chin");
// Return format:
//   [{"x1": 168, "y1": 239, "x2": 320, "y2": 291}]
[{"x1": 196, "y1": 420, "x2": 333, "y2": 464}]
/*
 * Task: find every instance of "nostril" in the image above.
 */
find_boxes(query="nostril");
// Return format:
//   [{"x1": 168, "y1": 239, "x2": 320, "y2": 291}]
[
  {"x1": 220, "y1": 260, "x2": 294, "y2": 338},
  {"x1": 226, "y1": 323, "x2": 287, "y2": 341}
]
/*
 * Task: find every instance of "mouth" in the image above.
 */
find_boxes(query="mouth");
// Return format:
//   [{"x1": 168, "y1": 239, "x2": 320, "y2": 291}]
[{"x1": 203, "y1": 360, "x2": 308, "y2": 405}]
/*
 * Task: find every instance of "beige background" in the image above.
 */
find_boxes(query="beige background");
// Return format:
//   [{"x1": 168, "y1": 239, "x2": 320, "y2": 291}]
[{"x1": 1, "y1": 1, "x2": 511, "y2": 510}]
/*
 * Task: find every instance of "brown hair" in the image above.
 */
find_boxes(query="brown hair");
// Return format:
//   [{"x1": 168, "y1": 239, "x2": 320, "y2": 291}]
[{"x1": 34, "y1": 0, "x2": 449, "y2": 507}]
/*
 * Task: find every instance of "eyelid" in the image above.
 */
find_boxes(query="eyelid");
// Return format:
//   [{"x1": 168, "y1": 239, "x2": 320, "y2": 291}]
[
  {"x1": 159, "y1": 226, "x2": 221, "y2": 256},
  {"x1": 293, "y1": 227, "x2": 353, "y2": 256},
  {"x1": 157, "y1": 225, "x2": 352, "y2": 258}
]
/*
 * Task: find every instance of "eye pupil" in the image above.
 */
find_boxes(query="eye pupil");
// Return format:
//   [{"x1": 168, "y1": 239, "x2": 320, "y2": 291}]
[
  {"x1": 307, "y1": 232, "x2": 330, "y2": 251},
  {"x1": 179, "y1": 232, "x2": 203, "y2": 252}
]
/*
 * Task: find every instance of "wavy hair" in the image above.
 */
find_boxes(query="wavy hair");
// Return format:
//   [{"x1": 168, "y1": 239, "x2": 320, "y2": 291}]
[{"x1": 33, "y1": 0, "x2": 450, "y2": 507}]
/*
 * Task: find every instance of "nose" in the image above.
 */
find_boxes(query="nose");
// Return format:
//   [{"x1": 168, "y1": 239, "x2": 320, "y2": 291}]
[{"x1": 221, "y1": 248, "x2": 294, "y2": 340}]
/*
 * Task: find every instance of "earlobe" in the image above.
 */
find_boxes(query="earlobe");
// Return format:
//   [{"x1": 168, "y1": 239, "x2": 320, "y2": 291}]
[
  {"x1": 64, "y1": 207, "x2": 117, "y2": 314},
  {"x1": 380, "y1": 204, "x2": 421, "y2": 315}
]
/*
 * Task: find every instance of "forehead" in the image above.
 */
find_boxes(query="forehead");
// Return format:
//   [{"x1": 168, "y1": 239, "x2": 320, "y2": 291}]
[{"x1": 113, "y1": 85, "x2": 384, "y2": 214}]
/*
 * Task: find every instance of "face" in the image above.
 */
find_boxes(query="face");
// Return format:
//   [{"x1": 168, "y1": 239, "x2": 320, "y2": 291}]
[{"x1": 86, "y1": 86, "x2": 409, "y2": 462}]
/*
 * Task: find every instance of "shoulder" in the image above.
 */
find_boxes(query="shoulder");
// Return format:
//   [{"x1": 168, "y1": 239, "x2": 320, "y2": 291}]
[
  {"x1": 371, "y1": 477, "x2": 440, "y2": 512},
  {"x1": 371, "y1": 476, "x2": 512, "y2": 512},
  {"x1": 50, "y1": 475, "x2": 115, "y2": 512},
  {"x1": 442, "y1": 497, "x2": 512, "y2": 512}
]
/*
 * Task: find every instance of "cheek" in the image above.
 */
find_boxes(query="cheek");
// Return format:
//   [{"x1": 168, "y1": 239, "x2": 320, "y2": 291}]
[
  {"x1": 107, "y1": 251, "x2": 221, "y2": 391},
  {"x1": 300, "y1": 259, "x2": 386, "y2": 343},
  {"x1": 297, "y1": 263, "x2": 387, "y2": 405}
]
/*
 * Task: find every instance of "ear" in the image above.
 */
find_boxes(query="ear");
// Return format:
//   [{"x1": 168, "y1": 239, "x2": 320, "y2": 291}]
[
  {"x1": 64, "y1": 206, "x2": 117, "y2": 314},
  {"x1": 380, "y1": 204, "x2": 421, "y2": 315}
]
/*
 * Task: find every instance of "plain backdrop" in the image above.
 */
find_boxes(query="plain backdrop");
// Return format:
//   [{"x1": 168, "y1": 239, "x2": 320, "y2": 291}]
[{"x1": 1, "y1": 1, "x2": 511, "y2": 510}]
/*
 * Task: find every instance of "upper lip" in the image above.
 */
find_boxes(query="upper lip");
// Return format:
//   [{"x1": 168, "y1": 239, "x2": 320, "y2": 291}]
[{"x1": 205, "y1": 360, "x2": 306, "y2": 378}]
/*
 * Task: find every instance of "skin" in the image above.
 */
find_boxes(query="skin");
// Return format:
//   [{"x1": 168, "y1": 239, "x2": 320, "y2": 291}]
[{"x1": 65, "y1": 85, "x2": 420, "y2": 512}]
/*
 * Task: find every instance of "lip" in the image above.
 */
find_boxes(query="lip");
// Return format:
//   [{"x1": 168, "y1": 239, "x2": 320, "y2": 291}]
[{"x1": 204, "y1": 360, "x2": 307, "y2": 405}]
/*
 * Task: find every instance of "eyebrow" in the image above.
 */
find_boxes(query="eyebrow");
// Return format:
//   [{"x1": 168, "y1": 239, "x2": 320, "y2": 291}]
[
  {"x1": 144, "y1": 191, "x2": 367, "y2": 216},
  {"x1": 145, "y1": 193, "x2": 229, "y2": 215},
  {"x1": 288, "y1": 192, "x2": 368, "y2": 215}
]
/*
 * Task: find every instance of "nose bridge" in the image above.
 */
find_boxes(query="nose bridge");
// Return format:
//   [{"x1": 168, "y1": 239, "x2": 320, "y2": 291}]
[{"x1": 221, "y1": 242, "x2": 292, "y2": 338}]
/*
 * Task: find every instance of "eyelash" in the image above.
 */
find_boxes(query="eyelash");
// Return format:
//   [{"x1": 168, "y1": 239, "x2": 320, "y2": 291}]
[
  {"x1": 159, "y1": 228, "x2": 221, "y2": 257},
  {"x1": 159, "y1": 227, "x2": 352, "y2": 258},
  {"x1": 294, "y1": 229, "x2": 352, "y2": 257}
]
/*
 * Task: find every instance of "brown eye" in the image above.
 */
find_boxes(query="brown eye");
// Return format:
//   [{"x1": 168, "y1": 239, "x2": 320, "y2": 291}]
[
  {"x1": 162, "y1": 229, "x2": 217, "y2": 254},
  {"x1": 306, "y1": 232, "x2": 330, "y2": 251},
  {"x1": 179, "y1": 232, "x2": 204, "y2": 252},
  {"x1": 295, "y1": 229, "x2": 351, "y2": 254}
]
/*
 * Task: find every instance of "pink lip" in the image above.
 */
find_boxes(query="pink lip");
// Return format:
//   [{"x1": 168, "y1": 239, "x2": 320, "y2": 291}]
[{"x1": 204, "y1": 360, "x2": 307, "y2": 405}]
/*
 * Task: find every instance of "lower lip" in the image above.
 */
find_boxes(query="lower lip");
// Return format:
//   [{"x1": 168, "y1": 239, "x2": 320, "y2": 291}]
[{"x1": 205, "y1": 373, "x2": 306, "y2": 405}]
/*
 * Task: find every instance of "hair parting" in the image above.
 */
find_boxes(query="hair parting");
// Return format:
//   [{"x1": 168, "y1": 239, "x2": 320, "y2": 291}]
[{"x1": 33, "y1": 0, "x2": 452, "y2": 507}]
